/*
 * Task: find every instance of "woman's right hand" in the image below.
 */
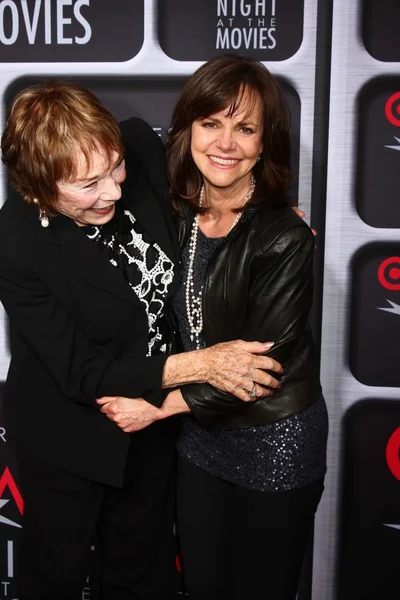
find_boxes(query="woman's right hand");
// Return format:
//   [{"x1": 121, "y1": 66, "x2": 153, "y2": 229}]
[
  {"x1": 199, "y1": 340, "x2": 283, "y2": 402},
  {"x1": 162, "y1": 340, "x2": 283, "y2": 402}
]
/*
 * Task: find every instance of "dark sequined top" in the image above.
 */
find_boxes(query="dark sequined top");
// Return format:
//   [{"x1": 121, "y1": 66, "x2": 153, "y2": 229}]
[{"x1": 172, "y1": 227, "x2": 328, "y2": 492}]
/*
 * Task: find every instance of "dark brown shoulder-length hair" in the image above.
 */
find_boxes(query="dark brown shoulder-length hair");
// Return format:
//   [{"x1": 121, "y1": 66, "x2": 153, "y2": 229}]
[
  {"x1": 1, "y1": 80, "x2": 123, "y2": 216},
  {"x1": 166, "y1": 54, "x2": 292, "y2": 213}
]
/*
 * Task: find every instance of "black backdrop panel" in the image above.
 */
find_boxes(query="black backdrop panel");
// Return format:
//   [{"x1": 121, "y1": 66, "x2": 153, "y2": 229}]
[
  {"x1": 0, "y1": 383, "x2": 23, "y2": 597},
  {"x1": 158, "y1": 0, "x2": 304, "y2": 61},
  {"x1": 356, "y1": 78, "x2": 400, "y2": 228},
  {"x1": 0, "y1": 0, "x2": 144, "y2": 62},
  {"x1": 337, "y1": 399, "x2": 400, "y2": 599},
  {"x1": 5, "y1": 76, "x2": 301, "y2": 198},
  {"x1": 362, "y1": 0, "x2": 400, "y2": 62},
  {"x1": 349, "y1": 243, "x2": 400, "y2": 387}
]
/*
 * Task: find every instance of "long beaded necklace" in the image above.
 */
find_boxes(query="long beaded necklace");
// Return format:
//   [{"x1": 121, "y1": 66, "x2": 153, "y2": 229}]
[{"x1": 185, "y1": 175, "x2": 256, "y2": 349}]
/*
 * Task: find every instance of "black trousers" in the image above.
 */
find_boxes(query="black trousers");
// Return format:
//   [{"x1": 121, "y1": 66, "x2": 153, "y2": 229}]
[
  {"x1": 15, "y1": 425, "x2": 177, "y2": 600},
  {"x1": 176, "y1": 455, "x2": 324, "y2": 600}
]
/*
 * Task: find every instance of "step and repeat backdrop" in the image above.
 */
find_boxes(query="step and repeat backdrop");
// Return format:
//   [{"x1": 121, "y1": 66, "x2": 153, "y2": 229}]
[
  {"x1": 0, "y1": 1, "x2": 399, "y2": 599},
  {"x1": 315, "y1": 1, "x2": 400, "y2": 599}
]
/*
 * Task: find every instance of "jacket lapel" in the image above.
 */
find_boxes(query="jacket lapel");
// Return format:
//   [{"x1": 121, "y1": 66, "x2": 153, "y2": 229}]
[{"x1": 41, "y1": 212, "x2": 144, "y2": 309}]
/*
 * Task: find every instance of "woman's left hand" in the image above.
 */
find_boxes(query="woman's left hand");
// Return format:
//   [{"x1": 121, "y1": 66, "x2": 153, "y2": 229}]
[
  {"x1": 96, "y1": 396, "x2": 162, "y2": 432},
  {"x1": 292, "y1": 206, "x2": 317, "y2": 238}
]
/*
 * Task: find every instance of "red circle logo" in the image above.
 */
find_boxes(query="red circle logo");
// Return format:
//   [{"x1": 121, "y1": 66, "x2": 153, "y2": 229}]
[
  {"x1": 378, "y1": 257, "x2": 400, "y2": 291},
  {"x1": 386, "y1": 427, "x2": 400, "y2": 480},
  {"x1": 175, "y1": 553, "x2": 183, "y2": 573},
  {"x1": 385, "y1": 92, "x2": 400, "y2": 127}
]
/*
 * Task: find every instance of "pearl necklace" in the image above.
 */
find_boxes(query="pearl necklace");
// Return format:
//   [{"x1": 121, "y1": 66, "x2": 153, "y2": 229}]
[{"x1": 185, "y1": 176, "x2": 256, "y2": 349}]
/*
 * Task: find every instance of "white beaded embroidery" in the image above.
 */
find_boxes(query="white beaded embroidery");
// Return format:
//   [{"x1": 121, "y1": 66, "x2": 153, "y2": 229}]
[{"x1": 90, "y1": 210, "x2": 174, "y2": 356}]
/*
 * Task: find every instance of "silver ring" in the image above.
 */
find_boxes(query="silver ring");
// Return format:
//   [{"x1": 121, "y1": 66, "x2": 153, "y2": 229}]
[{"x1": 246, "y1": 383, "x2": 257, "y2": 401}]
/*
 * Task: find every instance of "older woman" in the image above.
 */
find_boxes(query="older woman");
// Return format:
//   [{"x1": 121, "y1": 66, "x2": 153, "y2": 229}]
[
  {"x1": 0, "y1": 81, "x2": 284, "y2": 600},
  {"x1": 165, "y1": 55, "x2": 328, "y2": 600}
]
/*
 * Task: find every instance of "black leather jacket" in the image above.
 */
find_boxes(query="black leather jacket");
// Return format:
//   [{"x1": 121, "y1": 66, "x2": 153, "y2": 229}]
[{"x1": 175, "y1": 199, "x2": 322, "y2": 430}]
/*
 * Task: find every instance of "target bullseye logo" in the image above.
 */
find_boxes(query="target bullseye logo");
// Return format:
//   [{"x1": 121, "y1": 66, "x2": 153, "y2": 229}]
[
  {"x1": 386, "y1": 427, "x2": 400, "y2": 480},
  {"x1": 385, "y1": 92, "x2": 400, "y2": 127},
  {"x1": 378, "y1": 257, "x2": 400, "y2": 291}
]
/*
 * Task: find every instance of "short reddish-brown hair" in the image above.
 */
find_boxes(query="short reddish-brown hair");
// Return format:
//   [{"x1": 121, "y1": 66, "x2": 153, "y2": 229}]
[
  {"x1": 1, "y1": 80, "x2": 123, "y2": 214},
  {"x1": 166, "y1": 55, "x2": 292, "y2": 212}
]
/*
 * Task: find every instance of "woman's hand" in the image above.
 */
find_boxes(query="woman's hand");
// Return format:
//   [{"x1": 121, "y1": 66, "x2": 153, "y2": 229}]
[
  {"x1": 97, "y1": 390, "x2": 191, "y2": 432},
  {"x1": 292, "y1": 206, "x2": 317, "y2": 238},
  {"x1": 96, "y1": 396, "x2": 162, "y2": 432},
  {"x1": 198, "y1": 340, "x2": 283, "y2": 402},
  {"x1": 162, "y1": 340, "x2": 283, "y2": 402}
]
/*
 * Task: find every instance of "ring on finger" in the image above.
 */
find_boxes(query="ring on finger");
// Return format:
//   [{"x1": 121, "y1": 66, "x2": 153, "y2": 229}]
[{"x1": 246, "y1": 382, "x2": 257, "y2": 401}]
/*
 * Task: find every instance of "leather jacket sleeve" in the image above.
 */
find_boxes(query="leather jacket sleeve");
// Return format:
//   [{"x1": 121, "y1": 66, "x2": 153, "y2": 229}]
[{"x1": 181, "y1": 223, "x2": 316, "y2": 427}]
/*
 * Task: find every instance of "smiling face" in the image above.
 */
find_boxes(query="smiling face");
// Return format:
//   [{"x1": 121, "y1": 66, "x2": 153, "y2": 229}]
[
  {"x1": 55, "y1": 147, "x2": 126, "y2": 227},
  {"x1": 190, "y1": 88, "x2": 263, "y2": 199}
]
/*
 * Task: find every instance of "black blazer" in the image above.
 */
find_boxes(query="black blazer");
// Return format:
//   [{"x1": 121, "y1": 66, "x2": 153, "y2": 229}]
[{"x1": 0, "y1": 118, "x2": 180, "y2": 487}]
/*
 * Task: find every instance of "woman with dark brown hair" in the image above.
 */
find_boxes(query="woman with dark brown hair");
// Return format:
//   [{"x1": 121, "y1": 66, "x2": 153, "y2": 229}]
[
  {"x1": 0, "y1": 80, "x2": 285, "y2": 600},
  {"x1": 165, "y1": 55, "x2": 328, "y2": 600},
  {"x1": 100, "y1": 55, "x2": 327, "y2": 598}
]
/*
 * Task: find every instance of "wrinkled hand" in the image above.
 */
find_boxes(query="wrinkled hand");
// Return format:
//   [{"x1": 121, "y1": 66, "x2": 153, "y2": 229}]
[
  {"x1": 96, "y1": 396, "x2": 162, "y2": 433},
  {"x1": 200, "y1": 340, "x2": 283, "y2": 402}
]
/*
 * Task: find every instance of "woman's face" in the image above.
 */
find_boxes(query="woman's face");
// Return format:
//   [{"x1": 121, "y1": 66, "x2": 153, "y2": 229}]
[
  {"x1": 190, "y1": 89, "x2": 263, "y2": 196},
  {"x1": 55, "y1": 147, "x2": 126, "y2": 227}
]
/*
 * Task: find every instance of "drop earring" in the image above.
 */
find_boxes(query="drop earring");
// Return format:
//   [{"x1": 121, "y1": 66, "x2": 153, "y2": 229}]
[{"x1": 33, "y1": 198, "x2": 49, "y2": 228}]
